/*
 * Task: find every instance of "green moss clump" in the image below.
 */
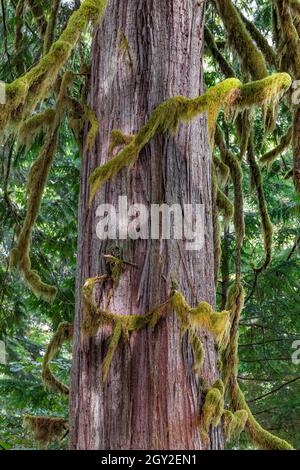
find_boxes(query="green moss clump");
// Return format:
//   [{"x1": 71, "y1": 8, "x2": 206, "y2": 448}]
[
  {"x1": 200, "y1": 380, "x2": 225, "y2": 441},
  {"x1": 216, "y1": 188, "x2": 234, "y2": 224},
  {"x1": 23, "y1": 415, "x2": 68, "y2": 448},
  {"x1": 223, "y1": 409, "x2": 248, "y2": 443},
  {"x1": 102, "y1": 321, "x2": 122, "y2": 382},
  {"x1": 18, "y1": 109, "x2": 56, "y2": 150},
  {"x1": 84, "y1": 106, "x2": 99, "y2": 150},
  {"x1": 42, "y1": 322, "x2": 73, "y2": 395},
  {"x1": 189, "y1": 330, "x2": 205, "y2": 375},
  {"x1": 172, "y1": 292, "x2": 231, "y2": 349},
  {"x1": 214, "y1": 156, "x2": 230, "y2": 186}
]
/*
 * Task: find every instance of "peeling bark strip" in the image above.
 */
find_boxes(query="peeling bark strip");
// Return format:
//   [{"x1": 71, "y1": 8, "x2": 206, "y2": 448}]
[{"x1": 70, "y1": 0, "x2": 223, "y2": 450}]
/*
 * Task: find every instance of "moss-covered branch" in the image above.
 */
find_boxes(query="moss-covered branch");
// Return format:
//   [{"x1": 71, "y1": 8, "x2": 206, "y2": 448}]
[
  {"x1": 82, "y1": 277, "x2": 231, "y2": 380},
  {"x1": 44, "y1": 0, "x2": 61, "y2": 55},
  {"x1": 247, "y1": 138, "x2": 273, "y2": 273},
  {"x1": 89, "y1": 74, "x2": 291, "y2": 204},
  {"x1": 260, "y1": 126, "x2": 292, "y2": 166},
  {"x1": 10, "y1": 73, "x2": 74, "y2": 301},
  {"x1": 223, "y1": 282, "x2": 293, "y2": 449},
  {"x1": 213, "y1": 0, "x2": 268, "y2": 80},
  {"x1": 204, "y1": 26, "x2": 235, "y2": 78},
  {"x1": 238, "y1": 10, "x2": 277, "y2": 68},
  {"x1": 42, "y1": 322, "x2": 73, "y2": 395},
  {"x1": 215, "y1": 125, "x2": 244, "y2": 280},
  {"x1": 275, "y1": 0, "x2": 300, "y2": 76}
]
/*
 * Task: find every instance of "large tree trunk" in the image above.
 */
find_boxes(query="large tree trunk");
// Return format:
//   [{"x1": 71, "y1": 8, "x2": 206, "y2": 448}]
[{"x1": 70, "y1": 0, "x2": 223, "y2": 450}]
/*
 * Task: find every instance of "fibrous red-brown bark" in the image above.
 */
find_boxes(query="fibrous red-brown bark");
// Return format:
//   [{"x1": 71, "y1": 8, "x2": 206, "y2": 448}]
[{"x1": 70, "y1": 0, "x2": 223, "y2": 450}]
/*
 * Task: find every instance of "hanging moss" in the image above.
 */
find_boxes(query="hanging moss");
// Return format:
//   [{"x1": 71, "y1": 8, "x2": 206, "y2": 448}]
[
  {"x1": 223, "y1": 280, "x2": 294, "y2": 450},
  {"x1": 89, "y1": 77, "x2": 242, "y2": 203},
  {"x1": 173, "y1": 292, "x2": 231, "y2": 349},
  {"x1": 200, "y1": 379, "x2": 225, "y2": 442},
  {"x1": 237, "y1": 74, "x2": 291, "y2": 110},
  {"x1": 84, "y1": 105, "x2": 99, "y2": 150},
  {"x1": 275, "y1": 0, "x2": 300, "y2": 77},
  {"x1": 89, "y1": 74, "x2": 291, "y2": 204},
  {"x1": 213, "y1": 0, "x2": 268, "y2": 80},
  {"x1": 102, "y1": 321, "x2": 122, "y2": 382},
  {"x1": 223, "y1": 409, "x2": 248, "y2": 443},
  {"x1": 42, "y1": 322, "x2": 73, "y2": 395},
  {"x1": 214, "y1": 156, "x2": 230, "y2": 186},
  {"x1": 230, "y1": 384, "x2": 293, "y2": 450},
  {"x1": 82, "y1": 276, "x2": 169, "y2": 337},
  {"x1": 18, "y1": 109, "x2": 56, "y2": 150},
  {"x1": 216, "y1": 188, "x2": 234, "y2": 224},
  {"x1": 247, "y1": 137, "x2": 273, "y2": 272},
  {"x1": 23, "y1": 415, "x2": 68, "y2": 448},
  {"x1": 189, "y1": 329, "x2": 205, "y2": 374},
  {"x1": 201, "y1": 388, "x2": 222, "y2": 433},
  {"x1": 223, "y1": 281, "x2": 245, "y2": 389},
  {"x1": 212, "y1": 162, "x2": 222, "y2": 286},
  {"x1": 260, "y1": 126, "x2": 292, "y2": 166},
  {"x1": 0, "y1": 0, "x2": 108, "y2": 135},
  {"x1": 215, "y1": 125, "x2": 244, "y2": 279},
  {"x1": 10, "y1": 73, "x2": 74, "y2": 301},
  {"x1": 238, "y1": 10, "x2": 277, "y2": 68}
]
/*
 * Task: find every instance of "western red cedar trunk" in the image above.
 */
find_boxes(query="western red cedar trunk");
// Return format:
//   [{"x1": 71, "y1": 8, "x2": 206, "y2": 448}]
[{"x1": 70, "y1": 0, "x2": 223, "y2": 450}]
